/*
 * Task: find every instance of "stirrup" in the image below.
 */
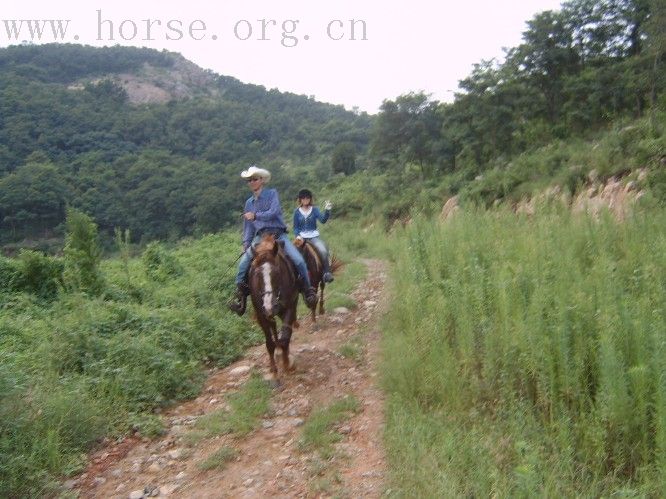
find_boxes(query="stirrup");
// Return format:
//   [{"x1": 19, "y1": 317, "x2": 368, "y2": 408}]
[
  {"x1": 228, "y1": 298, "x2": 246, "y2": 316},
  {"x1": 228, "y1": 283, "x2": 248, "y2": 316}
]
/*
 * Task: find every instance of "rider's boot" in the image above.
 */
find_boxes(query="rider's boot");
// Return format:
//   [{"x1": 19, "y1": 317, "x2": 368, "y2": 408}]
[
  {"x1": 228, "y1": 282, "x2": 249, "y2": 316},
  {"x1": 322, "y1": 262, "x2": 334, "y2": 283},
  {"x1": 303, "y1": 286, "x2": 318, "y2": 309}
]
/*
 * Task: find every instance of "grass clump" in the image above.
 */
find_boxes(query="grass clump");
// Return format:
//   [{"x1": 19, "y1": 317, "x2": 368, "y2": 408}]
[
  {"x1": 129, "y1": 413, "x2": 165, "y2": 438},
  {"x1": 198, "y1": 446, "x2": 238, "y2": 471},
  {"x1": 338, "y1": 337, "x2": 364, "y2": 364},
  {"x1": 299, "y1": 395, "x2": 360, "y2": 459},
  {"x1": 189, "y1": 372, "x2": 272, "y2": 442}
]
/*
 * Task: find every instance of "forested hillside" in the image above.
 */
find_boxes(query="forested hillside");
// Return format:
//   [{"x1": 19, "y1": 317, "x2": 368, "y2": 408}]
[
  {"x1": 350, "y1": 0, "x2": 666, "y2": 225},
  {"x1": 0, "y1": 44, "x2": 371, "y2": 246},
  {"x1": 2, "y1": 0, "x2": 665, "y2": 248}
]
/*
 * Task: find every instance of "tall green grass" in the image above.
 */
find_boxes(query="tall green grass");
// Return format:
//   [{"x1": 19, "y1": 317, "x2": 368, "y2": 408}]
[{"x1": 383, "y1": 207, "x2": 666, "y2": 496}]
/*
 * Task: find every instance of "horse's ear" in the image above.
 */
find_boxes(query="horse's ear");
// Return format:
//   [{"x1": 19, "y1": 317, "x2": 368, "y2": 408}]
[{"x1": 272, "y1": 238, "x2": 279, "y2": 256}]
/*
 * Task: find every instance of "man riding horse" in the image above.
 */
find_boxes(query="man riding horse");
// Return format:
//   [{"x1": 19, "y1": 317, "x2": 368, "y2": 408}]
[{"x1": 228, "y1": 165, "x2": 318, "y2": 316}]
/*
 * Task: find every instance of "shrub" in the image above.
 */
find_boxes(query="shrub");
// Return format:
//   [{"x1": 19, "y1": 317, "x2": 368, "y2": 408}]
[
  {"x1": 142, "y1": 242, "x2": 183, "y2": 282},
  {"x1": 0, "y1": 256, "x2": 20, "y2": 292},
  {"x1": 13, "y1": 250, "x2": 63, "y2": 299},
  {"x1": 646, "y1": 167, "x2": 666, "y2": 204}
]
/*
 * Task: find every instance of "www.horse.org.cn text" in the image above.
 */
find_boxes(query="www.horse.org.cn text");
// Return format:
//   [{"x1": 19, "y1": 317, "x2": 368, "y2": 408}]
[{"x1": 0, "y1": 10, "x2": 369, "y2": 48}]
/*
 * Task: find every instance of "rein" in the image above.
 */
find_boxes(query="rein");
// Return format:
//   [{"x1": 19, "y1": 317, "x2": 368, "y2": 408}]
[{"x1": 219, "y1": 251, "x2": 245, "y2": 282}]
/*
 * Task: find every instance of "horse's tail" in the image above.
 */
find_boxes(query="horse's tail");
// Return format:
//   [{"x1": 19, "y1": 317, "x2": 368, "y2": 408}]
[{"x1": 330, "y1": 255, "x2": 344, "y2": 274}]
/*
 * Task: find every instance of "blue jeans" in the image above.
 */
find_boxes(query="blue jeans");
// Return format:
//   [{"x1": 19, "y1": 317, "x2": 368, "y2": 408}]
[
  {"x1": 305, "y1": 237, "x2": 330, "y2": 273},
  {"x1": 236, "y1": 233, "x2": 311, "y2": 288}
]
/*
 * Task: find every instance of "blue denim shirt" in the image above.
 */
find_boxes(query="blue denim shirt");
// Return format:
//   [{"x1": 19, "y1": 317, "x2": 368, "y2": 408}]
[
  {"x1": 241, "y1": 188, "x2": 287, "y2": 249},
  {"x1": 292, "y1": 206, "x2": 330, "y2": 238}
]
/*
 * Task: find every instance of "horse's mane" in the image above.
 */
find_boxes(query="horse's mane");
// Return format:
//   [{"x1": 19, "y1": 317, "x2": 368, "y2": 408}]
[{"x1": 253, "y1": 234, "x2": 279, "y2": 266}]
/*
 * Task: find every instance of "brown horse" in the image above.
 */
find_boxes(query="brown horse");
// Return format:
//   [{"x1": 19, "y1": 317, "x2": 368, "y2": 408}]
[
  {"x1": 296, "y1": 239, "x2": 342, "y2": 324},
  {"x1": 249, "y1": 234, "x2": 300, "y2": 379}
]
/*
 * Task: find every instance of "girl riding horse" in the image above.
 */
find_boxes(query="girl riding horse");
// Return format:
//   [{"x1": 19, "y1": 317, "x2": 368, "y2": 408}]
[{"x1": 292, "y1": 189, "x2": 334, "y2": 283}]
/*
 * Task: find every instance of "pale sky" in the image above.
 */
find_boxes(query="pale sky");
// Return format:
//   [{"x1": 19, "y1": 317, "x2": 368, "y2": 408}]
[{"x1": 1, "y1": 1, "x2": 564, "y2": 113}]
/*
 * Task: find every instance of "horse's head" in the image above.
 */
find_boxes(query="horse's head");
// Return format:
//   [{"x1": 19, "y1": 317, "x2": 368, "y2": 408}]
[{"x1": 251, "y1": 234, "x2": 282, "y2": 317}]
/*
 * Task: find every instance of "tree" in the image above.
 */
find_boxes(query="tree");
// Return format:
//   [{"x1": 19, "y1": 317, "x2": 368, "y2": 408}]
[
  {"x1": 511, "y1": 10, "x2": 580, "y2": 123},
  {"x1": 561, "y1": 0, "x2": 651, "y2": 59},
  {"x1": 0, "y1": 161, "x2": 70, "y2": 239},
  {"x1": 63, "y1": 208, "x2": 104, "y2": 295},
  {"x1": 370, "y1": 93, "x2": 442, "y2": 177},
  {"x1": 193, "y1": 186, "x2": 237, "y2": 233},
  {"x1": 331, "y1": 142, "x2": 357, "y2": 175},
  {"x1": 645, "y1": 0, "x2": 666, "y2": 125},
  {"x1": 84, "y1": 79, "x2": 128, "y2": 104}
]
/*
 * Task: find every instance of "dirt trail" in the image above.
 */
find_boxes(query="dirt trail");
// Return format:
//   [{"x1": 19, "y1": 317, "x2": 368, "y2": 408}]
[{"x1": 74, "y1": 259, "x2": 389, "y2": 498}]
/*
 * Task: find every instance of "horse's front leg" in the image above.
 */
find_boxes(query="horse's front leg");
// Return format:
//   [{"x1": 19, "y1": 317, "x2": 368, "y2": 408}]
[
  {"x1": 278, "y1": 306, "x2": 297, "y2": 372},
  {"x1": 259, "y1": 317, "x2": 278, "y2": 378}
]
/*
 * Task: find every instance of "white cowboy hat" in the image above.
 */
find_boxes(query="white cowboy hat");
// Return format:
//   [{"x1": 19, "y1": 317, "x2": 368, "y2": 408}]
[{"x1": 240, "y1": 165, "x2": 271, "y2": 182}]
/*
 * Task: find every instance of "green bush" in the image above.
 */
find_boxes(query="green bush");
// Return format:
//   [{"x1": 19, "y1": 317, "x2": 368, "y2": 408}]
[
  {"x1": 635, "y1": 136, "x2": 666, "y2": 167},
  {"x1": 0, "y1": 252, "x2": 63, "y2": 299},
  {"x1": 13, "y1": 250, "x2": 63, "y2": 299},
  {"x1": 0, "y1": 256, "x2": 20, "y2": 291},
  {"x1": 646, "y1": 167, "x2": 666, "y2": 204},
  {"x1": 0, "y1": 229, "x2": 347, "y2": 496},
  {"x1": 142, "y1": 241, "x2": 184, "y2": 282},
  {"x1": 99, "y1": 333, "x2": 203, "y2": 409}
]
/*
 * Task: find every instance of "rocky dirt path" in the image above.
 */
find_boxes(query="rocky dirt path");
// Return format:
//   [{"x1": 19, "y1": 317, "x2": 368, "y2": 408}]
[{"x1": 73, "y1": 259, "x2": 389, "y2": 498}]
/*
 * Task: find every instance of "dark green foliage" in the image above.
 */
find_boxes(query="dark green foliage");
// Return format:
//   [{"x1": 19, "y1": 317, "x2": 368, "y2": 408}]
[
  {"x1": 84, "y1": 79, "x2": 128, "y2": 104},
  {"x1": 371, "y1": 93, "x2": 442, "y2": 176},
  {"x1": 331, "y1": 142, "x2": 358, "y2": 175},
  {"x1": 0, "y1": 43, "x2": 173, "y2": 83},
  {"x1": 0, "y1": 161, "x2": 69, "y2": 240}
]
